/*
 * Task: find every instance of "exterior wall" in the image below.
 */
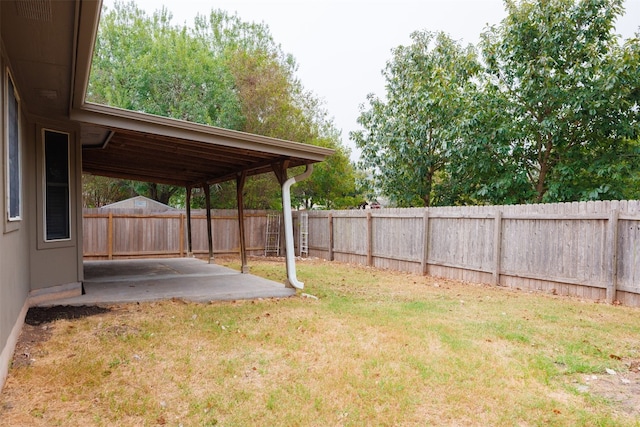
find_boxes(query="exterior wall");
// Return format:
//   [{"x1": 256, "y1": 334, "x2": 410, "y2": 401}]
[
  {"x1": 1, "y1": 37, "x2": 84, "y2": 390},
  {"x1": 27, "y1": 121, "x2": 83, "y2": 293},
  {"x1": 0, "y1": 48, "x2": 31, "y2": 389}
]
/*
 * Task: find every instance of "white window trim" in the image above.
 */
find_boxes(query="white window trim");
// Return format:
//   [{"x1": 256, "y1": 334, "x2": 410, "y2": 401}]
[
  {"x1": 42, "y1": 128, "x2": 72, "y2": 242},
  {"x1": 5, "y1": 67, "x2": 21, "y2": 231}
]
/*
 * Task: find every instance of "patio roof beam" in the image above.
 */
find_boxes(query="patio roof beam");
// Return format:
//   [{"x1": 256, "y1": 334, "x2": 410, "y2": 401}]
[
  {"x1": 271, "y1": 160, "x2": 290, "y2": 186},
  {"x1": 190, "y1": 156, "x2": 293, "y2": 189}
]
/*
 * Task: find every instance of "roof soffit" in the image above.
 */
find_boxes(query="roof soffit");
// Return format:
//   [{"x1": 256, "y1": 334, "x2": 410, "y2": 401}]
[
  {"x1": 75, "y1": 104, "x2": 334, "y2": 187},
  {"x1": 1, "y1": 0, "x2": 79, "y2": 119}
]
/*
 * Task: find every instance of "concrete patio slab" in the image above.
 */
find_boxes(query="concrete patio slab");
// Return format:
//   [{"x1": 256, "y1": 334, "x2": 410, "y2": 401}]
[{"x1": 43, "y1": 258, "x2": 295, "y2": 306}]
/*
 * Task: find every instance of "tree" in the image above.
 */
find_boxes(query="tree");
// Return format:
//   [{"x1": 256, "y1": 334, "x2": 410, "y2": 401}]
[
  {"x1": 87, "y1": 2, "x2": 244, "y2": 207},
  {"x1": 351, "y1": 31, "x2": 480, "y2": 207},
  {"x1": 293, "y1": 139, "x2": 360, "y2": 209},
  {"x1": 458, "y1": 0, "x2": 640, "y2": 204},
  {"x1": 82, "y1": 175, "x2": 134, "y2": 207},
  {"x1": 89, "y1": 2, "x2": 243, "y2": 128},
  {"x1": 87, "y1": 2, "x2": 362, "y2": 209},
  {"x1": 194, "y1": 9, "x2": 363, "y2": 209}
]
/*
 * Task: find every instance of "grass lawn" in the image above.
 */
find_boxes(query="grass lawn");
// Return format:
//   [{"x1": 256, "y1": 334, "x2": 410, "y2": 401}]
[{"x1": 1, "y1": 257, "x2": 640, "y2": 426}]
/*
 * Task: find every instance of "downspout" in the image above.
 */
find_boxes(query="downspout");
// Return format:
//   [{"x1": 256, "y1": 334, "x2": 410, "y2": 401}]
[{"x1": 282, "y1": 164, "x2": 314, "y2": 289}]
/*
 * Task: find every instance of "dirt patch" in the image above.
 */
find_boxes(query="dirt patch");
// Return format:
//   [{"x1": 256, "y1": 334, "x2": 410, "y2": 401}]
[
  {"x1": 11, "y1": 305, "x2": 111, "y2": 369},
  {"x1": 25, "y1": 305, "x2": 111, "y2": 325},
  {"x1": 10, "y1": 324, "x2": 50, "y2": 369},
  {"x1": 572, "y1": 360, "x2": 640, "y2": 417}
]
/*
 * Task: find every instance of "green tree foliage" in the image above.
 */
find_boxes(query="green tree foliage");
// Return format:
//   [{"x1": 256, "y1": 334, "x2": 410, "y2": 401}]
[
  {"x1": 352, "y1": 31, "x2": 480, "y2": 207},
  {"x1": 464, "y1": 0, "x2": 640, "y2": 203},
  {"x1": 293, "y1": 138, "x2": 360, "y2": 209},
  {"x1": 87, "y1": 1, "x2": 360, "y2": 209},
  {"x1": 82, "y1": 175, "x2": 134, "y2": 207},
  {"x1": 89, "y1": 3, "x2": 243, "y2": 127},
  {"x1": 353, "y1": 0, "x2": 640, "y2": 206}
]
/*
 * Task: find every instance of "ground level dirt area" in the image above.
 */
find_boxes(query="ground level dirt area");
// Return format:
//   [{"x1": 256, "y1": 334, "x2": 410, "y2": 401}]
[
  {"x1": 9, "y1": 306, "x2": 110, "y2": 369},
  {"x1": 7, "y1": 303, "x2": 640, "y2": 419},
  {"x1": 571, "y1": 362, "x2": 640, "y2": 417}
]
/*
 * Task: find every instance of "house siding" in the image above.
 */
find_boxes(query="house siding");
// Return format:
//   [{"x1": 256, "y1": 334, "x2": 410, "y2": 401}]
[
  {"x1": 0, "y1": 49, "x2": 31, "y2": 388},
  {"x1": 0, "y1": 31, "x2": 84, "y2": 389},
  {"x1": 28, "y1": 122, "x2": 83, "y2": 292}
]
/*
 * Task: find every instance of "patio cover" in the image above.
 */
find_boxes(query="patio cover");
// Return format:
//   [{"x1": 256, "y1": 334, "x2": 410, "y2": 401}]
[
  {"x1": 1, "y1": 0, "x2": 332, "y2": 288},
  {"x1": 72, "y1": 101, "x2": 333, "y2": 289},
  {"x1": 73, "y1": 103, "x2": 333, "y2": 188},
  {"x1": 67, "y1": 1, "x2": 333, "y2": 288}
]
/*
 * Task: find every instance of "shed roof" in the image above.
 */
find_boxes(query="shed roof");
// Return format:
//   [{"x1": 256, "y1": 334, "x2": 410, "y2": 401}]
[{"x1": 100, "y1": 196, "x2": 176, "y2": 211}]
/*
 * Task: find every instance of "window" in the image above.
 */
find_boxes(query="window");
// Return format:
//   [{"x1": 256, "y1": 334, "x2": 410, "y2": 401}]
[
  {"x1": 6, "y1": 72, "x2": 20, "y2": 221},
  {"x1": 44, "y1": 130, "x2": 70, "y2": 241}
]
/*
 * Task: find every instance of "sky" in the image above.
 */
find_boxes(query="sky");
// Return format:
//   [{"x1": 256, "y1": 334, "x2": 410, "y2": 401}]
[{"x1": 103, "y1": 0, "x2": 640, "y2": 161}]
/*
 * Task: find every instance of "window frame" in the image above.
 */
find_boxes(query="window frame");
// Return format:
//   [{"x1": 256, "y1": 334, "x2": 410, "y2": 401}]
[
  {"x1": 36, "y1": 124, "x2": 76, "y2": 250},
  {"x1": 42, "y1": 128, "x2": 72, "y2": 242},
  {"x1": 5, "y1": 68, "x2": 21, "y2": 231}
]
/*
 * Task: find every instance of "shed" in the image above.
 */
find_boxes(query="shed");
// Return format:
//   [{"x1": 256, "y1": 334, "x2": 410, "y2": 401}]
[{"x1": 100, "y1": 196, "x2": 176, "y2": 212}]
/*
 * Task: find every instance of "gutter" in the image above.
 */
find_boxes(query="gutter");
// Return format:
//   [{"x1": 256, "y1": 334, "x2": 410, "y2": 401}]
[{"x1": 281, "y1": 164, "x2": 314, "y2": 289}]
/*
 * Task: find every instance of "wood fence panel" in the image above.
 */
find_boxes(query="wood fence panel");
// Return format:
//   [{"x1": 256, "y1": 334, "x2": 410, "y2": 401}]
[
  {"x1": 246, "y1": 212, "x2": 269, "y2": 255},
  {"x1": 83, "y1": 215, "x2": 108, "y2": 258},
  {"x1": 111, "y1": 215, "x2": 182, "y2": 257},
  {"x1": 371, "y1": 214, "x2": 421, "y2": 262},
  {"x1": 501, "y1": 217, "x2": 608, "y2": 287},
  {"x1": 83, "y1": 201, "x2": 640, "y2": 306},
  {"x1": 307, "y1": 211, "x2": 330, "y2": 258},
  {"x1": 427, "y1": 215, "x2": 494, "y2": 273},
  {"x1": 332, "y1": 211, "x2": 368, "y2": 265},
  {"x1": 187, "y1": 210, "x2": 272, "y2": 256},
  {"x1": 616, "y1": 218, "x2": 640, "y2": 292}
]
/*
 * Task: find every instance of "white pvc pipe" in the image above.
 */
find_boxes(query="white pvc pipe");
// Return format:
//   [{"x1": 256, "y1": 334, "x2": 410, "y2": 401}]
[{"x1": 282, "y1": 164, "x2": 314, "y2": 289}]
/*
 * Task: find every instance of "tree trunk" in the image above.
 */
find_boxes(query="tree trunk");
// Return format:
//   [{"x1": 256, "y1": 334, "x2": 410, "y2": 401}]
[
  {"x1": 422, "y1": 171, "x2": 433, "y2": 207},
  {"x1": 535, "y1": 137, "x2": 553, "y2": 203},
  {"x1": 147, "y1": 183, "x2": 177, "y2": 205}
]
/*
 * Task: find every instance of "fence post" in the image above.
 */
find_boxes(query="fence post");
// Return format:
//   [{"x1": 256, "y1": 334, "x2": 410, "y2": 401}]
[
  {"x1": 421, "y1": 209, "x2": 430, "y2": 275},
  {"x1": 107, "y1": 212, "x2": 113, "y2": 260},
  {"x1": 607, "y1": 209, "x2": 619, "y2": 303},
  {"x1": 493, "y1": 210, "x2": 502, "y2": 285},
  {"x1": 328, "y1": 213, "x2": 334, "y2": 261},
  {"x1": 367, "y1": 212, "x2": 373, "y2": 267}
]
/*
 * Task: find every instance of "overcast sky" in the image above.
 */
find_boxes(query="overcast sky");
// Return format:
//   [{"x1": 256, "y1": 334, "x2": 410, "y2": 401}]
[{"x1": 104, "y1": 0, "x2": 640, "y2": 161}]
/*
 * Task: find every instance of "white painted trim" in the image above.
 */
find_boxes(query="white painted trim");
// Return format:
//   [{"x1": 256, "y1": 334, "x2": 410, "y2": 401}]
[
  {"x1": 4, "y1": 67, "x2": 22, "y2": 228},
  {"x1": 0, "y1": 299, "x2": 28, "y2": 392}
]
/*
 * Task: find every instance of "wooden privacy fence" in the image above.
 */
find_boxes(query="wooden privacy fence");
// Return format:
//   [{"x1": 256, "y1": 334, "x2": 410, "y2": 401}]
[
  {"x1": 305, "y1": 201, "x2": 640, "y2": 307},
  {"x1": 83, "y1": 209, "x2": 279, "y2": 260},
  {"x1": 84, "y1": 201, "x2": 640, "y2": 307}
]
